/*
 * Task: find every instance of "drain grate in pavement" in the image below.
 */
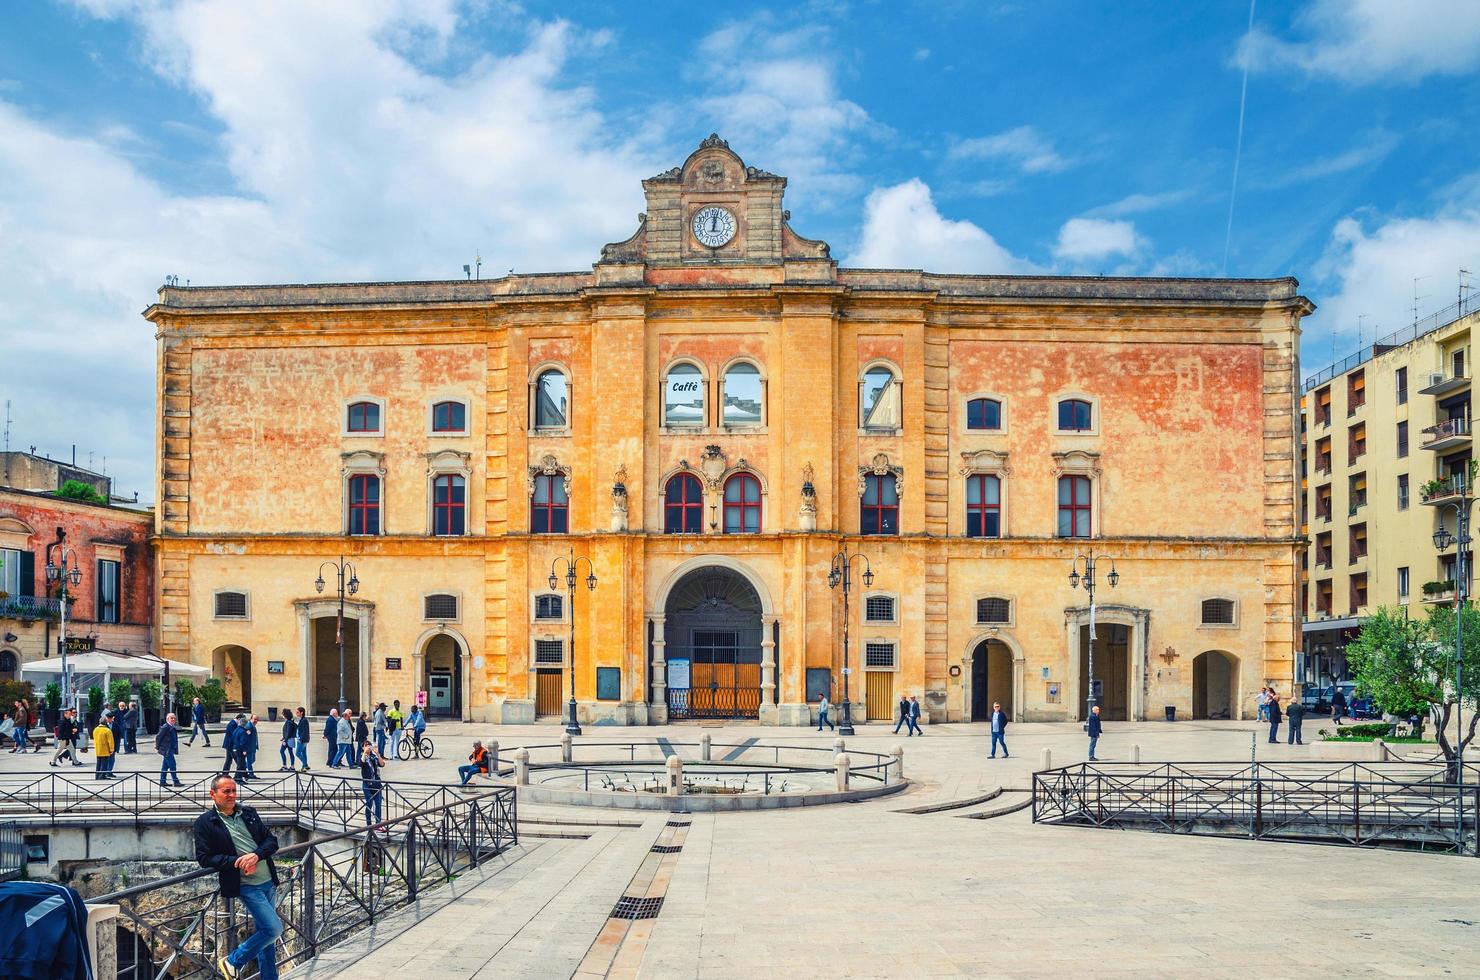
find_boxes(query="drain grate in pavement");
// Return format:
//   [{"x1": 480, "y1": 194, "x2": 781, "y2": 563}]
[
  {"x1": 611, "y1": 895, "x2": 665, "y2": 920},
  {"x1": 665, "y1": 819, "x2": 691, "y2": 827},
  {"x1": 649, "y1": 843, "x2": 683, "y2": 853}
]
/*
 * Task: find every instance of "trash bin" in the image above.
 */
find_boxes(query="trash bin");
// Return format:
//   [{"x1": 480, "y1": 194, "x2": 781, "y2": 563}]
[{"x1": 1164, "y1": 705, "x2": 1176, "y2": 722}]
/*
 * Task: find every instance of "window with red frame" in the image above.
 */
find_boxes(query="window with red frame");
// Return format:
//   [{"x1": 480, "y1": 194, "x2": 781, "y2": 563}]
[
  {"x1": 1057, "y1": 398, "x2": 1092, "y2": 431},
  {"x1": 965, "y1": 473, "x2": 1001, "y2": 537},
  {"x1": 432, "y1": 401, "x2": 466, "y2": 433},
  {"x1": 348, "y1": 474, "x2": 381, "y2": 535},
  {"x1": 433, "y1": 474, "x2": 466, "y2": 535},
  {"x1": 861, "y1": 473, "x2": 899, "y2": 535},
  {"x1": 1056, "y1": 475, "x2": 1091, "y2": 538},
  {"x1": 664, "y1": 473, "x2": 703, "y2": 533},
  {"x1": 723, "y1": 473, "x2": 761, "y2": 533},
  {"x1": 347, "y1": 401, "x2": 380, "y2": 433},
  {"x1": 531, "y1": 474, "x2": 568, "y2": 534},
  {"x1": 966, "y1": 398, "x2": 1002, "y2": 430}
]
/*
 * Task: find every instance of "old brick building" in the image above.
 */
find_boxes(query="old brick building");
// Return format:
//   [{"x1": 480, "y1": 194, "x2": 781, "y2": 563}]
[{"x1": 146, "y1": 136, "x2": 1310, "y2": 725}]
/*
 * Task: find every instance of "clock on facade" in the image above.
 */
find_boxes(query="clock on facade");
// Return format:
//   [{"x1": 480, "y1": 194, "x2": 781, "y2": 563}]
[{"x1": 691, "y1": 206, "x2": 736, "y2": 248}]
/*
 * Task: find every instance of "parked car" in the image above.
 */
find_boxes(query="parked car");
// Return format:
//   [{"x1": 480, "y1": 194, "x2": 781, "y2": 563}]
[{"x1": 1300, "y1": 682, "x2": 1377, "y2": 718}]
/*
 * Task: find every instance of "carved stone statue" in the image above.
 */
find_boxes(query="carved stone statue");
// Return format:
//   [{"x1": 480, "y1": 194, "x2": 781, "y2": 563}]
[
  {"x1": 799, "y1": 461, "x2": 817, "y2": 531},
  {"x1": 610, "y1": 464, "x2": 629, "y2": 532}
]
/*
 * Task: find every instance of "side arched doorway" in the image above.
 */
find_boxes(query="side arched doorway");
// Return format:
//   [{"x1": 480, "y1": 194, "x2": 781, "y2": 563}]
[
  {"x1": 1193, "y1": 650, "x2": 1237, "y2": 720},
  {"x1": 422, "y1": 633, "x2": 463, "y2": 719},
  {"x1": 969, "y1": 639, "x2": 1016, "y2": 721},
  {"x1": 663, "y1": 566, "x2": 764, "y2": 719},
  {"x1": 212, "y1": 645, "x2": 252, "y2": 709}
]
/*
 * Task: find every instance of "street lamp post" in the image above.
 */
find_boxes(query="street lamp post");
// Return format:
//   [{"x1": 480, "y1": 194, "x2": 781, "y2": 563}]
[
  {"x1": 1068, "y1": 548, "x2": 1120, "y2": 718},
  {"x1": 315, "y1": 557, "x2": 360, "y2": 716},
  {"x1": 44, "y1": 545, "x2": 84, "y2": 712},
  {"x1": 1432, "y1": 496, "x2": 1472, "y2": 836},
  {"x1": 550, "y1": 548, "x2": 597, "y2": 736},
  {"x1": 827, "y1": 545, "x2": 875, "y2": 737}
]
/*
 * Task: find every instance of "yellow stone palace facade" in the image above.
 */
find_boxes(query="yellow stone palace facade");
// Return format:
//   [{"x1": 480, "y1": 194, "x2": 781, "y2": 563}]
[{"x1": 147, "y1": 136, "x2": 1311, "y2": 725}]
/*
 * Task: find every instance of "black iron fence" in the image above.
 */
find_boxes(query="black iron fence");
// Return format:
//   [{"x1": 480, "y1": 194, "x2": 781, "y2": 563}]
[
  {"x1": 0, "y1": 821, "x2": 24, "y2": 882},
  {"x1": 1033, "y1": 761, "x2": 1480, "y2": 855},
  {"x1": 94, "y1": 785, "x2": 516, "y2": 979}
]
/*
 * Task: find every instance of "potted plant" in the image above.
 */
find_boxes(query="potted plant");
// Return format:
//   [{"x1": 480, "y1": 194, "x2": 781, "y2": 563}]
[
  {"x1": 201, "y1": 678, "x2": 226, "y2": 723},
  {"x1": 174, "y1": 678, "x2": 198, "y2": 713},
  {"x1": 139, "y1": 680, "x2": 163, "y2": 734},
  {"x1": 107, "y1": 678, "x2": 134, "y2": 714},
  {"x1": 85, "y1": 686, "x2": 105, "y2": 731},
  {"x1": 42, "y1": 683, "x2": 62, "y2": 731}
]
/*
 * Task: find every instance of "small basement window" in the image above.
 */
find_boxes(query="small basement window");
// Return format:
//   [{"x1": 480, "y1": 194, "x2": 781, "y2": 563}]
[
  {"x1": 864, "y1": 642, "x2": 897, "y2": 669},
  {"x1": 976, "y1": 597, "x2": 1011, "y2": 625},
  {"x1": 424, "y1": 594, "x2": 459, "y2": 620},
  {"x1": 864, "y1": 595, "x2": 896, "y2": 623},
  {"x1": 214, "y1": 591, "x2": 248, "y2": 619},
  {"x1": 534, "y1": 639, "x2": 564, "y2": 665}
]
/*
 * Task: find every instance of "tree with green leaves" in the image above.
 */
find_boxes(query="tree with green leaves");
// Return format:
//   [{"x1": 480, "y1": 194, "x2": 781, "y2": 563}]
[
  {"x1": 55, "y1": 479, "x2": 106, "y2": 503},
  {"x1": 1345, "y1": 605, "x2": 1480, "y2": 778}
]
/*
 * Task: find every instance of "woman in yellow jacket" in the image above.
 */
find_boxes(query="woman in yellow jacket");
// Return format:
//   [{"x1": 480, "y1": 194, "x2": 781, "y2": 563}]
[{"x1": 92, "y1": 711, "x2": 116, "y2": 780}]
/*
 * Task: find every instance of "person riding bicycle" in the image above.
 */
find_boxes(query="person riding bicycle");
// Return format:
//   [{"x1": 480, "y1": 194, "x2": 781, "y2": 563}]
[{"x1": 407, "y1": 705, "x2": 427, "y2": 748}]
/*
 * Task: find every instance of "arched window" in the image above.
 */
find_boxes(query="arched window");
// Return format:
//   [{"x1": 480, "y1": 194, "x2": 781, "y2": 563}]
[
  {"x1": 966, "y1": 398, "x2": 1002, "y2": 431},
  {"x1": 861, "y1": 365, "x2": 901, "y2": 430},
  {"x1": 723, "y1": 473, "x2": 762, "y2": 533},
  {"x1": 1057, "y1": 475, "x2": 1091, "y2": 538},
  {"x1": 664, "y1": 362, "x2": 705, "y2": 426},
  {"x1": 533, "y1": 369, "x2": 569, "y2": 429},
  {"x1": 534, "y1": 594, "x2": 564, "y2": 620},
  {"x1": 966, "y1": 474, "x2": 1001, "y2": 538},
  {"x1": 348, "y1": 474, "x2": 381, "y2": 535},
  {"x1": 1058, "y1": 398, "x2": 1093, "y2": 432},
  {"x1": 347, "y1": 401, "x2": 380, "y2": 433},
  {"x1": 531, "y1": 474, "x2": 569, "y2": 534},
  {"x1": 722, "y1": 362, "x2": 763, "y2": 426},
  {"x1": 664, "y1": 473, "x2": 704, "y2": 534},
  {"x1": 861, "y1": 473, "x2": 899, "y2": 535},
  {"x1": 433, "y1": 474, "x2": 466, "y2": 536},
  {"x1": 432, "y1": 400, "x2": 467, "y2": 433}
]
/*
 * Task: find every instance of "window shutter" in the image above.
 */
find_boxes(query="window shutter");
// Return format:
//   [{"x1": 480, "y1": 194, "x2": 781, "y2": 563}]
[{"x1": 18, "y1": 550, "x2": 34, "y2": 598}]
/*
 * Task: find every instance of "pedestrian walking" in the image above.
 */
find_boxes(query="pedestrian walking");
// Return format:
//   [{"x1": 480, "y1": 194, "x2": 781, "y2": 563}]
[
  {"x1": 353, "y1": 711, "x2": 369, "y2": 767},
  {"x1": 293, "y1": 708, "x2": 310, "y2": 771},
  {"x1": 92, "y1": 712, "x2": 116, "y2": 780},
  {"x1": 188, "y1": 696, "x2": 210, "y2": 746},
  {"x1": 893, "y1": 694, "x2": 910, "y2": 734},
  {"x1": 221, "y1": 714, "x2": 241, "y2": 775},
  {"x1": 51, "y1": 709, "x2": 82, "y2": 767},
  {"x1": 278, "y1": 709, "x2": 297, "y2": 771},
  {"x1": 156, "y1": 712, "x2": 184, "y2": 787},
  {"x1": 1286, "y1": 698, "x2": 1305, "y2": 745},
  {"x1": 1256, "y1": 686, "x2": 1270, "y2": 723},
  {"x1": 989, "y1": 702, "x2": 1009, "y2": 758},
  {"x1": 333, "y1": 711, "x2": 354, "y2": 768},
  {"x1": 112, "y1": 702, "x2": 128, "y2": 755},
  {"x1": 359, "y1": 739, "x2": 385, "y2": 828},
  {"x1": 1087, "y1": 704, "x2": 1103, "y2": 761},
  {"x1": 387, "y1": 699, "x2": 403, "y2": 755},
  {"x1": 815, "y1": 693, "x2": 834, "y2": 732},
  {"x1": 1330, "y1": 686, "x2": 1347, "y2": 726},
  {"x1": 10, "y1": 701, "x2": 29, "y2": 753},
  {"x1": 125, "y1": 700, "x2": 141, "y2": 753},
  {"x1": 907, "y1": 696, "x2": 923, "y2": 736},
  {"x1": 323, "y1": 708, "x2": 339, "y2": 766},
  {"x1": 244, "y1": 715, "x2": 260, "y2": 778},
  {"x1": 1267, "y1": 690, "x2": 1283, "y2": 743},
  {"x1": 458, "y1": 741, "x2": 490, "y2": 786},
  {"x1": 193, "y1": 775, "x2": 282, "y2": 980},
  {"x1": 372, "y1": 703, "x2": 388, "y2": 758},
  {"x1": 226, "y1": 713, "x2": 251, "y2": 783}
]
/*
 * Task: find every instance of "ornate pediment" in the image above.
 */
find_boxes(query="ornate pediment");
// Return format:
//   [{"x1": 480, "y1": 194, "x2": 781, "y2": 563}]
[
  {"x1": 1051, "y1": 450, "x2": 1101, "y2": 479},
  {"x1": 858, "y1": 453, "x2": 904, "y2": 498},
  {"x1": 424, "y1": 449, "x2": 472, "y2": 476},
  {"x1": 527, "y1": 453, "x2": 572, "y2": 495},
  {"x1": 959, "y1": 449, "x2": 1011, "y2": 477},
  {"x1": 340, "y1": 449, "x2": 386, "y2": 478}
]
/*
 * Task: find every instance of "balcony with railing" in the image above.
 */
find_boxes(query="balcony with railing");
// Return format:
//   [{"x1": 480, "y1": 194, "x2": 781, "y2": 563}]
[
  {"x1": 1421, "y1": 580, "x2": 1458, "y2": 604},
  {"x1": 0, "y1": 595, "x2": 62, "y2": 622},
  {"x1": 1419, "y1": 370, "x2": 1470, "y2": 397},
  {"x1": 1421, "y1": 474, "x2": 1468, "y2": 506},
  {"x1": 1422, "y1": 416, "x2": 1472, "y2": 452}
]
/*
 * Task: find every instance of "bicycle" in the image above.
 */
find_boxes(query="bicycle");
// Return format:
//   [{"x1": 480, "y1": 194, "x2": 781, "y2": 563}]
[{"x1": 396, "y1": 731, "x2": 434, "y2": 761}]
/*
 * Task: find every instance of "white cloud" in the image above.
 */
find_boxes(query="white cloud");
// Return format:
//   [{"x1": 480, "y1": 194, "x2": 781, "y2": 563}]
[
  {"x1": 1082, "y1": 189, "x2": 1196, "y2": 219},
  {"x1": 1238, "y1": 0, "x2": 1480, "y2": 83},
  {"x1": 948, "y1": 126, "x2": 1067, "y2": 174},
  {"x1": 850, "y1": 178, "x2": 1036, "y2": 273},
  {"x1": 1053, "y1": 218, "x2": 1145, "y2": 263},
  {"x1": 1258, "y1": 131, "x2": 1400, "y2": 189}
]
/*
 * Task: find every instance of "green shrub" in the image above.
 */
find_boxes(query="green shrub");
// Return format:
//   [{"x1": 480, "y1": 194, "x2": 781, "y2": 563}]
[
  {"x1": 200, "y1": 679, "x2": 227, "y2": 712},
  {"x1": 107, "y1": 678, "x2": 134, "y2": 707},
  {"x1": 43, "y1": 683, "x2": 62, "y2": 710},
  {"x1": 0, "y1": 679, "x2": 35, "y2": 709},
  {"x1": 54, "y1": 479, "x2": 105, "y2": 503},
  {"x1": 86, "y1": 686, "x2": 105, "y2": 715},
  {"x1": 174, "y1": 679, "x2": 199, "y2": 706},
  {"x1": 138, "y1": 679, "x2": 163, "y2": 709},
  {"x1": 1331, "y1": 722, "x2": 1392, "y2": 739}
]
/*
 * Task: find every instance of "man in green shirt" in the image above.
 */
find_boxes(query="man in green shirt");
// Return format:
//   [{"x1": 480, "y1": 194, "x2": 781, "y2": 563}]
[{"x1": 193, "y1": 775, "x2": 281, "y2": 979}]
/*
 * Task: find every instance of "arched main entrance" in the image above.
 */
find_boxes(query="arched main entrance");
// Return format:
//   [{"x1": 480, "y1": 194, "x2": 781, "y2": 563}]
[
  {"x1": 662, "y1": 566, "x2": 764, "y2": 719},
  {"x1": 212, "y1": 645, "x2": 252, "y2": 709},
  {"x1": 422, "y1": 633, "x2": 463, "y2": 719},
  {"x1": 1192, "y1": 650, "x2": 1237, "y2": 720},
  {"x1": 969, "y1": 639, "x2": 1015, "y2": 721},
  {"x1": 1077, "y1": 623, "x2": 1130, "y2": 721}
]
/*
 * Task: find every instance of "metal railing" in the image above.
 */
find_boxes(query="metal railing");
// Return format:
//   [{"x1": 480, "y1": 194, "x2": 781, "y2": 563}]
[
  {"x1": 0, "y1": 594, "x2": 62, "y2": 621},
  {"x1": 99, "y1": 785, "x2": 516, "y2": 979},
  {"x1": 1422, "y1": 474, "x2": 1468, "y2": 503},
  {"x1": 0, "y1": 821, "x2": 24, "y2": 882},
  {"x1": 1423, "y1": 417, "x2": 1471, "y2": 445},
  {"x1": 1303, "y1": 298, "x2": 1479, "y2": 393},
  {"x1": 1033, "y1": 761, "x2": 1479, "y2": 854}
]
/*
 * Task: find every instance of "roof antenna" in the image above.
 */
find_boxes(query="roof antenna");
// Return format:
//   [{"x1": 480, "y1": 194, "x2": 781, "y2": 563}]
[
  {"x1": 1412, "y1": 275, "x2": 1430, "y2": 326},
  {"x1": 1461, "y1": 268, "x2": 1473, "y2": 314},
  {"x1": 462, "y1": 264, "x2": 470, "y2": 280},
  {"x1": 1356, "y1": 314, "x2": 1366, "y2": 353}
]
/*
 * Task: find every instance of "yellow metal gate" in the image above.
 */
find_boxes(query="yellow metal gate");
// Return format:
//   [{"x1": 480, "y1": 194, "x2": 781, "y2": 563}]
[
  {"x1": 865, "y1": 671, "x2": 894, "y2": 721},
  {"x1": 535, "y1": 670, "x2": 562, "y2": 716}
]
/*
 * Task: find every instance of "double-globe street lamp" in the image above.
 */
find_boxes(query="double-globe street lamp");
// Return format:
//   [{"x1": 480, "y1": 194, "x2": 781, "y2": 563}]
[
  {"x1": 1431, "y1": 494, "x2": 1471, "y2": 836},
  {"x1": 1068, "y1": 548, "x2": 1120, "y2": 717},
  {"x1": 44, "y1": 544, "x2": 84, "y2": 711},
  {"x1": 827, "y1": 545, "x2": 875, "y2": 737},
  {"x1": 315, "y1": 557, "x2": 360, "y2": 716},
  {"x1": 549, "y1": 549, "x2": 597, "y2": 736}
]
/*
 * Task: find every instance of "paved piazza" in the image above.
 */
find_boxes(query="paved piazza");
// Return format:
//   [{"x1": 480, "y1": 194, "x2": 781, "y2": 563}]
[{"x1": 9, "y1": 719, "x2": 1478, "y2": 977}]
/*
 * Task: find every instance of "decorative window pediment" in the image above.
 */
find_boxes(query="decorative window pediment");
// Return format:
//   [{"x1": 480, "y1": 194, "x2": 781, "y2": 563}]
[
  {"x1": 1050, "y1": 450, "x2": 1101, "y2": 479},
  {"x1": 857, "y1": 453, "x2": 903, "y2": 498},
  {"x1": 959, "y1": 449, "x2": 1010, "y2": 478},
  {"x1": 426, "y1": 449, "x2": 473, "y2": 477},
  {"x1": 341, "y1": 450, "x2": 386, "y2": 478},
  {"x1": 526, "y1": 453, "x2": 572, "y2": 496}
]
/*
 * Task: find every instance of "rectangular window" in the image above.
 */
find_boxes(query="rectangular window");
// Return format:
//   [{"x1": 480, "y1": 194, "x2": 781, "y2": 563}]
[
  {"x1": 0, "y1": 548, "x2": 20, "y2": 598},
  {"x1": 1395, "y1": 367, "x2": 1408, "y2": 405},
  {"x1": 1347, "y1": 370, "x2": 1365, "y2": 414},
  {"x1": 863, "y1": 642, "x2": 897, "y2": 669},
  {"x1": 432, "y1": 401, "x2": 467, "y2": 433},
  {"x1": 1315, "y1": 437, "x2": 1331, "y2": 473},
  {"x1": 1056, "y1": 475, "x2": 1092, "y2": 538},
  {"x1": 1315, "y1": 387, "x2": 1331, "y2": 426},
  {"x1": 433, "y1": 474, "x2": 466, "y2": 536},
  {"x1": 861, "y1": 474, "x2": 899, "y2": 536},
  {"x1": 1315, "y1": 484, "x2": 1332, "y2": 521},
  {"x1": 1315, "y1": 532, "x2": 1332, "y2": 569},
  {"x1": 1349, "y1": 473, "x2": 1367, "y2": 512},
  {"x1": 423, "y1": 594, "x2": 459, "y2": 620},
  {"x1": 1317, "y1": 580, "x2": 1333, "y2": 616},
  {"x1": 1454, "y1": 349, "x2": 1466, "y2": 379},
  {"x1": 1396, "y1": 421, "x2": 1408, "y2": 458},
  {"x1": 96, "y1": 559, "x2": 120, "y2": 624},
  {"x1": 1397, "y1": 473, "x2": 1409, "y2": 510},
  {"x1": 596, "y1": 666, "x2": 621, "y2": 701},
  {"x1": 534, "y1": 639, "x2": 564, "y2": 665},
  {"x1": 1349, "y1": 523, "x2": 1367, "y2": 561},
  {"x1": 1350, "y1": 573, "x2": 1368, "y2": 613},
  {"x1": 965, "y1": 474, "x2": 1001, "y2": 538},
  {"x1": 214, "y1": 591, "x2": 248, "y2": 619},
  {"x1": 348, "y1": 475, "x2": 381, "y2": 535},
  {"x1": 535, "y1": 594, "x2": 563, "y2": 620},
  {"x1": 1398, "y1": 566, "x2": 1410, "y2": 601},
  {"x1": 531, "y1": 475, "x2": 569, "y2": 534},
  {"x1": 976, "y1": 597, "x2": 1011, "y2": 625},
  {"x1": 864, "y1": 595, "x2": 896, "y2": 622},
  {"x1": 1348, "y1": 422, "x2": 1366, "y2": 460}
]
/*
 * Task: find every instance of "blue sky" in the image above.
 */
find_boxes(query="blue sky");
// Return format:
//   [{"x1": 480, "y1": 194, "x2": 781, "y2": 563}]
[{"x1": 3, "y1": 0, "x2": 1479, "y2": 499}]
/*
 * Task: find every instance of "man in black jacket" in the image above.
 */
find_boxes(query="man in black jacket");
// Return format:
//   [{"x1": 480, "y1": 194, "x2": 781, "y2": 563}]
[
  {"x1": 50, "y1": 709, "x2": 82, "y2": 767},
  {"x1": 194, "y1": 775, "x2": 282, "y2": 979},
  {"x1": 989, "y1": 701, "x2": 1010, "y2": 758},
  {"x1": 156, "y1": 711, "x2": 184, "y2": 787}
]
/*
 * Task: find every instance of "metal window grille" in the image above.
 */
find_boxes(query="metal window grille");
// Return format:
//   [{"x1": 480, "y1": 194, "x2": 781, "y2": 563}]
[
  {"x1": 535, "y1": 639, "x2": 564, "y2": 665},
  {"x1": 864, "y1": 642, "x2": 896, "y2": 669},
  {"x1": 214, "y1": 592, "x2": 248, "y2": 618},
  {"x1": 976, "y1": 597, "x2": 1011, "y2": 624},
  {"x1": 424, "y1": 594, "x2": 459, "y2": 620},
  {"x1": 535, "y1": 594, "x2": 564, "y2": 620},
  {"x1": 1201, "y1": 599, "x2": 1235, "y2": 625},
  {"x1": 864, "y1": 595, "x2": 895, "y2": 622}
]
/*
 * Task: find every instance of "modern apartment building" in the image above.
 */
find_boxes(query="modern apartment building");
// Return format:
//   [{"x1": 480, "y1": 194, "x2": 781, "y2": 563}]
[{"x1": 1302, "y1": 304, "x2": 1479, "y2": 683}]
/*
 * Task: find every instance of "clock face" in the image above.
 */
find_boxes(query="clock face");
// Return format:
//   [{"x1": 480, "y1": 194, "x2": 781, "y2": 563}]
[{"x1": 692, "y1": 206, "x2": 736, "y2": 248}]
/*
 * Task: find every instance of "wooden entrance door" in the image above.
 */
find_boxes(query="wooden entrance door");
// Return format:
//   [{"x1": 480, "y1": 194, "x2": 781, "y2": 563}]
[
  {"x1": 865, "y1": 671, "x2": 894, "y2": 721},
  {"x1": 535, "y1": 670, "x2": 562, "y2": 716}
]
